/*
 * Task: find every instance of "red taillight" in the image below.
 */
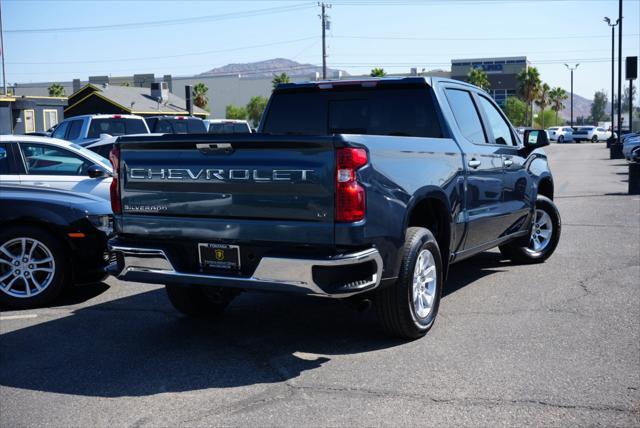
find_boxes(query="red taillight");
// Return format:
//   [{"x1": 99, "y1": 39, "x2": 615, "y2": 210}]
[
  {"x1": 336, "y1": 148, "x2": 367, "y2": 222},
  {"x1": 108, "y1": 145, "x2": 121, "y2": 214},
  {"x1": 112, "y1": 115, "x2": 122, "y2": 119}
]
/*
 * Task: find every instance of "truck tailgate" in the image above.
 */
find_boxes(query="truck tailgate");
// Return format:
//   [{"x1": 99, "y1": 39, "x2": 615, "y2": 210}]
[{"x1": 117, "y1": 135, "x2": 336, "y2": 244}]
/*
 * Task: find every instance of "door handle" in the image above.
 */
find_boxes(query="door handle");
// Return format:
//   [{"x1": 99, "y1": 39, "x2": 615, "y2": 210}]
[
  {"x1": 503, "y1": 159, "x2": 513, "y2": 167},
  {"x1": 467, "y1": 159, "x2": 481, "y2": 169}
]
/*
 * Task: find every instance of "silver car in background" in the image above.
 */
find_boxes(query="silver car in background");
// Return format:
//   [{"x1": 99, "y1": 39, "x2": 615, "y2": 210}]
[{"x1": 546, "y1": 126, "x2": 574, "y2": 143}]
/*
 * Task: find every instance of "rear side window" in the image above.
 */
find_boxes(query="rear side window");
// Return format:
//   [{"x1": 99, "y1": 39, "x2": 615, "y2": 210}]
[
  {"x1": 66, "y1": 120, "x2": 83, "y2": 140},
  {"x1": 477, "y1": 95, "x2": 515, "y2": 146},
  {"x1": 263, "y1": 87, "x2": 442, "y2": 138},
  {"x1": 87, "y1": 118, "x2": 148, "y2": 138},
  {"x1": 444, "y1": 89, "x2": 486, "y2": 144},
  {"x1": 51, "y1": 121, "x2": 69, "y2": 139},
  {"x1": 0, "y1": 144, "x2": 10, "y2": 174}
]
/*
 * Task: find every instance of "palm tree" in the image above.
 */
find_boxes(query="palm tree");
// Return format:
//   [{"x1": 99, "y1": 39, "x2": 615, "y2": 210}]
[
  {"x1": 549, "y1": 87, "x2": 568, "y2": 125},
  {"x1": 535, "y1": 83, "x2": 550, "y2": 128},
  {"x1": 517, "y1": 67, "x2": 541, "y2": 127},
  {"x1": 467, "y1": 68, "x2": 490, "y2": 91},
  {"x1": 272, "y1": 73, "x2": 291, "y2": 89},
  {"x1": 370, "y1": 67, "x2": 387, "y2": 77},
  {"x1": 48, "y1": 83, "x2": 65, "y2": 97},
  {"x1": 192, "y1": 83, "x2": 209, "y2": 109}
]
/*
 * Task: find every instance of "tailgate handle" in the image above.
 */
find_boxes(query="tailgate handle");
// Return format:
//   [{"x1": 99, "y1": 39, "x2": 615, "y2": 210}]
[{"x1": 196, "y1": 143, "x2": 234, "y2": 154}]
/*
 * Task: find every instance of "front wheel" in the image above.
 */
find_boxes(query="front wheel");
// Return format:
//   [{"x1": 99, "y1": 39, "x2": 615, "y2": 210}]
[
  {"x1": 375, "y1": 227, "x2": 443, "y2": 339},
  {"x1": 499, "y1": 195, "x2": 561, "y2": 264},
  {"x1": 0, "y1": 226, "x2": 68, "y2": 309},
  {"x1": 165, "y1": 284, "x2": 239, "y2": 318},
  {"x1": 558, "y1": 135, "x2": 564, "y2": 144},
  {"x1": 591, "y1": 135, "x2": 598, "y2": 143}
]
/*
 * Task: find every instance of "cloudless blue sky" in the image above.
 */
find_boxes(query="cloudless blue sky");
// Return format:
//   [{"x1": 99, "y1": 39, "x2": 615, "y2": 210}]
[{"x1": 3, "y1": 0, "x2": 639, "y2": 100}]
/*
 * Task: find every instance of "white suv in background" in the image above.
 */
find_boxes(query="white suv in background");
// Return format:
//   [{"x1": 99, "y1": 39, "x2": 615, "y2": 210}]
[
  {"x1": 572, "y1": 126, "x2": 611, "y2": 143},
  {"x1": 51, "y1": 114, "x2": 150, "y2": 146},
  {"x1": 546, "y1": 126, "x2": 574, "y2": 143}
]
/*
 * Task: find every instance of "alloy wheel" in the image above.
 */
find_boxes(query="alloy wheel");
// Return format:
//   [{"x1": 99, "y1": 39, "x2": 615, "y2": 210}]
[
  {"x1": 0, "y1": 238, "x2": 56, "y2": 298},
  {"x1": 412, "y1": 249, "x2": 437, "y2": 319},
  {"x1": 527, "y1": 209, "x2": 553, "y2": 254}
]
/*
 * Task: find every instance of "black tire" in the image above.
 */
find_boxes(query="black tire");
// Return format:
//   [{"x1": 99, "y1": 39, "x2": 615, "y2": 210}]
[
  {"x1": 499, "y1": 195, "x2": 561, "y2": 264},
  {"x1": 558, "y1": 135, "x2": 564, "y2": 144},
  {"x1": 375, "y1": 227, "x2": 443, "y2": 339},
  {"x1": 591, "y1": 135, "x2": 598, "y2": 143},
  {"x1": 0, "y1": 225, "x2": 68, "y2": 309},
  {"x1": 165, "y1": 284, "x2": 239, "y2": 318}
]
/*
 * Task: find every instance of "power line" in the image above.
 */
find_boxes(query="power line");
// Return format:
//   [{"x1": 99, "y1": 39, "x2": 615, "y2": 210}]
[
  {"x1": 6, "y1": 37, "x2": 317, "y2": 65},
  {"x1": 333, "y1": 33, "x2": 640, "y2": 41},
  {"x1": 5, "y1": 3, "x2": 313, "y2": 34}
]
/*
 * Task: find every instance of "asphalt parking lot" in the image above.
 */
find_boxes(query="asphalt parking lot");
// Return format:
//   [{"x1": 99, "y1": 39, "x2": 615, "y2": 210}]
[{"x1": 1, "y1": 142, "x2": 638, "y2": 427}]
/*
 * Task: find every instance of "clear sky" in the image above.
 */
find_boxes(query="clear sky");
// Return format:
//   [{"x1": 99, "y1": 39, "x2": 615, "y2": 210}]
[{"x1": 3, "y1": 0, "x2": 639, "y2": 101}]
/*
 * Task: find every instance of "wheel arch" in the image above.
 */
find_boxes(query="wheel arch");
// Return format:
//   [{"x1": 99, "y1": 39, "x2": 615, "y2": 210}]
[{"x1": 537, "y1": 175, "x2": 554, "y2": 200}]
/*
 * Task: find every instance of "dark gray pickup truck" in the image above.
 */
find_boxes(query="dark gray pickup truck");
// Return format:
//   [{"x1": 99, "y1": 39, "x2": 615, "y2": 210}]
[{"x1": 107, "y1": 77, "x2": 560, "y2": 339}]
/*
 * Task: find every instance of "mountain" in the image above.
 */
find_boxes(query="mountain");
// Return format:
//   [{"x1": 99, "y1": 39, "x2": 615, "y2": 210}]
[
  {"x1": 558, "y1": 92, "x2": 606, "y2": 121},
  {"x1": 199, "y1": 58, "x2": 348, "y2": 78}
]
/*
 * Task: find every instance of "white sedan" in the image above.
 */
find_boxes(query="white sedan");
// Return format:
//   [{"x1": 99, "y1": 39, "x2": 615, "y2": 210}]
[
  {"x1": 0, "y1": 135, "x2": 113, "y2": 200},
  {"x1": 546, "y1": 126, "x2": 574, "y2": 143},
  {"x1": 572, "y1": 126, "x2": 611, "y2": 143}
]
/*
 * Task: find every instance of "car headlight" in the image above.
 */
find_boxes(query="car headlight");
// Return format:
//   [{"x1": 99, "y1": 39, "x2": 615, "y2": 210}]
[{"x1": 88, "y1": 215, "x2": 114, "y2": 236}]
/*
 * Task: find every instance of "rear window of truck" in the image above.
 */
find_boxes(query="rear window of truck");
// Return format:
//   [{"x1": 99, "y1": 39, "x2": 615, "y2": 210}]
[
  {"x1": 87, "y1": 118, "x2": 148, "y2": 138},
  {"x1": 262, "y1": 87, "x2": 442, "y2": 138}
]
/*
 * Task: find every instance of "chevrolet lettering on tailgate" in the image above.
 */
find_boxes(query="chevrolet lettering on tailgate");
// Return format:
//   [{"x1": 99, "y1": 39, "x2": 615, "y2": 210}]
[{"x1": 127, "y1": 167, "x2": 315, "y2": 182}]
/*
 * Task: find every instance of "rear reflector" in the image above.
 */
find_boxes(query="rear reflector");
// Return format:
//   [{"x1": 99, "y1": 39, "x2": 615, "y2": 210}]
[
  {"x1": 335, "y1": 148, "x2": 368, "y2": 222},
  {"x1": 108, "y1": 146, "x2": 121, "y2": 214}
]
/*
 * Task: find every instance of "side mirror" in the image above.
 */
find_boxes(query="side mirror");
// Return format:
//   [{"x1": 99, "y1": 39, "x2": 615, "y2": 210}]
[
  {"x1": 523, "y1": 129, "x2": 549, "y2": 150},
  {"x1": 87, "y1": 164, "x2": 108, "y2": 179}
]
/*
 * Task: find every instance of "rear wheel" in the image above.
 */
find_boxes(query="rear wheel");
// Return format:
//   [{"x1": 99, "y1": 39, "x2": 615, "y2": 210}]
[
  {"x1": 591, "y1": 135, "x2": 598, "y2": 143},
  {"x1": 0, "y1": 226, "x2": 68, "y2": 309},
  {"x1": 165, "y1": 284, "x2": 239, "y2": 318},
  {"x1": 499, "y1": 196, "x2": 561, "y2": 264},
  {"x1": 375, "y1": 227, "x2": 443, "y2": 339}
]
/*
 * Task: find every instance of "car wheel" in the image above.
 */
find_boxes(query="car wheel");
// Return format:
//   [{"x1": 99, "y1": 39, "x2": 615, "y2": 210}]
[
  {"x1": 499, "y1": 195, "x2": 561, "y2": 264},
  {"x1": 375, "y1": 227, "x2": 443, "y2": 339},
  {"x1": 0, "y1": 226, "x2": 68, "y2": 309},
  {"x1": 558, "y1": 135, "x2": 564, "y2": 144},
  {"x1": 592, "y1": 135, "x2": 598, "y2": 143},
  {"x1": 165, "y1": 284, "x2": 239, "y2": 318}
]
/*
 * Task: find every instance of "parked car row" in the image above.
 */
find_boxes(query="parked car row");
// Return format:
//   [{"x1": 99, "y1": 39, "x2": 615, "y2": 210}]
[
  {"x1": 621, "y1": 132, "x2": 640, "y2": 161},
  {"x1": 47, "y1": 114, "x2": 253, "y2": 147},
  {"x1": 543, "y1": 126, "x2": 615, "y2": 144}
]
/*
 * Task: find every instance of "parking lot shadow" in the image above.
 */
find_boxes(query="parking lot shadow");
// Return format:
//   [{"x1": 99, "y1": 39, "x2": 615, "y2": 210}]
[{"x1": 0, "y1": 252, "x2": 507, "y2": 398}]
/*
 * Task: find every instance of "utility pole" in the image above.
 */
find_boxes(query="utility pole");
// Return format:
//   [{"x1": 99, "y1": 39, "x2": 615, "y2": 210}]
[
  {"x1": 319, "y1": 2, "x2": 331, "y2": 80},
  {"x1": 604, "y1": 17, "x2": 619, "y2": 143},
  {"x1": 616, "y1": 0, "x2": 623, "y2": 139},
  {"x1": 564, "y1": 63, "x2": 579, "y2": 127},
  {"x1": 0, "y1": 0, "x2": 7, "y2": 96}
]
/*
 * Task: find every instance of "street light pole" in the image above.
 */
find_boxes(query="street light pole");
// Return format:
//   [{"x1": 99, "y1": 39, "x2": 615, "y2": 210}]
[
  {"x1": 0, "y1": 0, "x2": 7, "y2": 96},
  {"x1": 604, "y1": 17, "x2": 619, "y2": 142},
  {"x1": 616, "y1": 0, "x2": 623, "y2": 140},
  {"x1": 564, "y1": 63, "x2": 579, "y2": 127}
]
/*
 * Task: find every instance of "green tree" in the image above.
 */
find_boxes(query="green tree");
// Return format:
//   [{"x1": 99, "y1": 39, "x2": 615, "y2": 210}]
[
  {"x1": 517, "y1": 67, "x2": 541, "y2": 127},
  {"x1": 534, "y1": 110, "x2": 560, "y2": 128},
  {"x1": 504, "y1": 96, "x2": 526, "y2": 127},
  {"x1": 467, "y1": 67, "x2": 490, "y2": 91},
  {"x1": 549, "y1": 87, "x2": 568, "y2": 125},
  {"x1": 271, "y1": 73, "x2": 291, "y2": 89},
  {"x1": 226, "y1": 104, "x2": 248, "y2": 120},
  {"x1": 622, "y1": 84, "x2": 638, "y2": 113},
  {"x1": 370, "y1": 67, "x2": 387, "y2": 77},
  {"x1": 535, "y1": 83, "x2": 550, "y2": 128},
  {"x1": 192, "y1": 82, "x2": 209, "y2": 109},
  {"x1": 246, "y1": 96, "x2": 268, "y2": 126},
  {"x1": 48, "y1": 83, "x2": 65, "y2": 97},
  {"x1": 121, "y1": 81, "x2": 131, "y2": 87},
  {"x1": 590, "y1": 90, "x2": 609, "y2": 123}
]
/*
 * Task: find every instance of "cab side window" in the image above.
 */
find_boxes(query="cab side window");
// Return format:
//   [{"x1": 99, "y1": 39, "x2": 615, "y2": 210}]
[
  {"x1": 445, "y1": 89, "x2": 486, "y2": 144},
  {"x1": 477, "y1": 95, "x2": 515, "y2": 146},
  {"x1": 19, "y1": 143, "x2": 91, "y2": 176},
  {"x1": 51, "y1": 121, "x2": 69, "y2": 139}
]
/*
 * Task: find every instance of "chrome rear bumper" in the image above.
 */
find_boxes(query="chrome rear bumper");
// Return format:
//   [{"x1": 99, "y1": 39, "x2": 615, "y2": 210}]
[{"x1": 108, "y1": 244, "x2": 383, "y2": 298}]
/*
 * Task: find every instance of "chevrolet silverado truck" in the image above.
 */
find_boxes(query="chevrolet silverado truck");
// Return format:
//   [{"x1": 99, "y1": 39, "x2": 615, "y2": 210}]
[{"x1": 107, "y1": 77, "x2": 560, "y2": 339}]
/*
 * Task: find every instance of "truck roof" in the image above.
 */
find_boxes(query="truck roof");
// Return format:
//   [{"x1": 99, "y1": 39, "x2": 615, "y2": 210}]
[{"x1": 274, "y1": 76, "x2": 484, "y2": 93}]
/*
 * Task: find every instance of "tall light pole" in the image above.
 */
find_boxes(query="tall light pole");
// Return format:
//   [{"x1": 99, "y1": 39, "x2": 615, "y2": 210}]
[
  {"x1": 616, "y1": 0, "x2": 623, "y2": 140},
  {"x1": 564, "y1": 63, "x2": 579, "y2": 127},
  {"x1": 604, "y1": 17, "x2": 619, "y2": 142},
  {"x1": 0, "y1": 0, "x2": 7, "y2": 96}
]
